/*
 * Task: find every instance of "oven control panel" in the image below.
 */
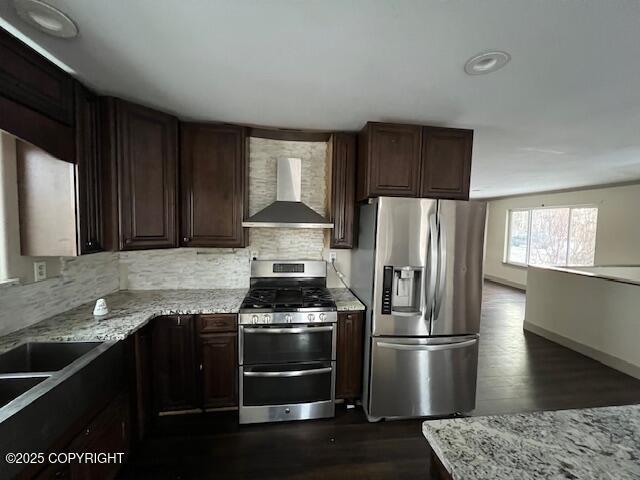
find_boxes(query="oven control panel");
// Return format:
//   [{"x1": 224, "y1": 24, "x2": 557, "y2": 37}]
[{"x1": 239, "y1": 311, "x2": 337, "y2": 325}]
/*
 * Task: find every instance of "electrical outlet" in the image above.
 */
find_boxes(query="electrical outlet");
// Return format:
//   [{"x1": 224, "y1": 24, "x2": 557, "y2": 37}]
[
  {"x1": 329, "y1": 251, "x2": 337, "y2": 263},
  {"x1": 33, "y1": 262, "x2": 47, "y2": 282},
  {"x1": 250, "y1": 251, "x2": 259, "y2": 260}
]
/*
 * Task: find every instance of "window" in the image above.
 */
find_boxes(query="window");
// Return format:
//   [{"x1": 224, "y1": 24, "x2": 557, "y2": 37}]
[{"x1": 506, "y1": 206, "x2": 598, "y2": 267}]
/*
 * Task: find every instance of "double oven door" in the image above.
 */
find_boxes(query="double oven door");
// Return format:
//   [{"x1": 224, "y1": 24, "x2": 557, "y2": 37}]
[{"x1": 239, "y1": 322, "x2": 336, "y2": 424}]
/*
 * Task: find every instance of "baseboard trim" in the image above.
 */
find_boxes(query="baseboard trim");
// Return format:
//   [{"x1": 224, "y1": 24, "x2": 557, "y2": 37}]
[
  {"x1": 523, "y1": 321, "x2": 640, "y2": 380},
  {"x1": 484, "y1": 274, "x2": 526, "y2": 291}
]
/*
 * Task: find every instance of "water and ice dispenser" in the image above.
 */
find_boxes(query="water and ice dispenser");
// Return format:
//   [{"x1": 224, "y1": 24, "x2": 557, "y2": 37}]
[{"x1": 381, "y1": 266, "x2": 423, "y2": 315}]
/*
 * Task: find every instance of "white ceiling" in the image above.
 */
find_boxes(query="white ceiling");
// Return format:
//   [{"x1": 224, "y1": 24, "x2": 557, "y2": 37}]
[{"x1": 1, "y1": 0, "x2": 640, "y2": 198}]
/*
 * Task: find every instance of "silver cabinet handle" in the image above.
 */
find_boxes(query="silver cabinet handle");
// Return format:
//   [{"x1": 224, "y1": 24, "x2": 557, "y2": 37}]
[
  {"x1": 242, "y1": 326, "x2": 333, "y2": 334},
  {"x1": 377, "y1": 339, "x2": 477, "y2": 352},
  {"x1": 243, "y1": 367, "x2": 332, "y2": 378},
  {"x1": 427, "y1": 213, "x2": 438, "y2": 318},
  {"x1": 434, "y1": 217, "x2": 447, "y2": 320}
]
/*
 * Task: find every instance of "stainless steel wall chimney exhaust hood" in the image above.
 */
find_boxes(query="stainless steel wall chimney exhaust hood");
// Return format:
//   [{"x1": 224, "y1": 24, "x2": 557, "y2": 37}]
[{"x1": 243, "y1": 157, "x2": 333, "y2": 229}]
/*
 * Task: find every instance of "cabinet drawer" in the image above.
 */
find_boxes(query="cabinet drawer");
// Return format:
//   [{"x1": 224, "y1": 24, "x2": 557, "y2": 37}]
[{"x1": 198, "y1": 314, "x2": 237, "y2": 333}]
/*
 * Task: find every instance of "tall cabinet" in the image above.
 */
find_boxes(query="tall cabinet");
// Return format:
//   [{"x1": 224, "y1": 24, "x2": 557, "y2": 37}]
[
  {"x1": 100, "y1": 97, "x2": 178, "y2": 251},
  {"x1": 74, "y1": 84, "x2": 103, "y2": 254},
  {"x1": 329, "y1": 133, "x2": 357, "y2": 249},
  {"x1": 180, "y1": 123, "x2": 247, "y2": 247}
]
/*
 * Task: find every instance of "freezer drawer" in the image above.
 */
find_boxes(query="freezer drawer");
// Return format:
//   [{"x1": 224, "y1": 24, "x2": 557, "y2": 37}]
[{"x1": 369, "y1": 335, "x2": 478, "y2": 418}]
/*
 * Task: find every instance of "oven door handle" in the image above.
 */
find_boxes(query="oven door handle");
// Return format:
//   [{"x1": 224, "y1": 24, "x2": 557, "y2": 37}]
[
  {"x1": 243, "y1": 367, "x2": 332, "y2": 378},
  {"x1": 242, "y1": 326, "x2": 334, "y2": 334}
]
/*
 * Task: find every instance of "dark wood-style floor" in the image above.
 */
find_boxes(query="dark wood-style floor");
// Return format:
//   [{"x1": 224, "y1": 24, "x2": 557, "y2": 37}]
[{"x1": 119, "y1": 282, "x2": 640, "y2": 479}]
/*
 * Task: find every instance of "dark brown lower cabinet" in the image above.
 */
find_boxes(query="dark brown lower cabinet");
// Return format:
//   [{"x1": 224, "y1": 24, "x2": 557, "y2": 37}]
[
  {"x1": 197, "y1": 314, "x2": 238, "y2": 408},
  {"x1": 131, "y1": 325, "x2": 153, "y2": 441},
  {"x1": 336, "y1": 311, "x2": 365, "y2": 400},
  {"x1": 199, "y1": 332, "x2": 238, "y2": 408},
  {"x1": 151, "y1": 315, "x2": 199, "y2": 412},
  {"x1": 36, "y1": 392, "x2": 131, "y2": 480},
  {"x1": 67, "y1": 392, "x2": 130, "y2": 480}
]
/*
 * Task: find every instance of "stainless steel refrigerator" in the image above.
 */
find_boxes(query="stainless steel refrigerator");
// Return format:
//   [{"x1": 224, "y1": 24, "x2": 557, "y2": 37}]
[{"x1": 350, "y1": 197, "x2": 486, "y2": 421}]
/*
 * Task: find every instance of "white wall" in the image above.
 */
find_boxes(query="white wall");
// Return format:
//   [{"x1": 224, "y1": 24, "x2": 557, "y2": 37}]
[
  {"x1": 484, "y1": 183, "x2": 640, "y2": 289},
  {"x1": 0, "y1": 132, "x2": 63, "y2": 283},
  {"x1": 524, "y1": 267, "x2": 640, "y2": 379}
]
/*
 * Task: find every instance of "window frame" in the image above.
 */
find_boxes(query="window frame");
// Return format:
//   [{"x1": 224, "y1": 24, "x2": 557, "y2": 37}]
[{"x1": 504, "y1": 204, "x2": 598, "y2": 268}]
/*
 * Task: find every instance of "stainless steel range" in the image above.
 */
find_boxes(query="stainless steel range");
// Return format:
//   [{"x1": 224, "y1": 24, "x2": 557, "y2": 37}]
[{"x1": 238, "y1": 260, "x2": 337, "y2": 424}]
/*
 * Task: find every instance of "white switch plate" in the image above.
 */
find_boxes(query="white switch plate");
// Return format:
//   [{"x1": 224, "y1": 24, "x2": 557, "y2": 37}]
[{"x1": 33, "y1": 261, "x2": 47, "y2": 282}]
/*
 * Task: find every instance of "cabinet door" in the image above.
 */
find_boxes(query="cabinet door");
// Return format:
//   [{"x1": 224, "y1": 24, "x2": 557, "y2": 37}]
[
  {"x1": 68, "y1": 392, "x2": 130, "y2": 480},
  {"x1": 75, "y1": 84, "x2": 103, "y2": 254},
  {"x1": 363, "y1": 123, "x2": 421, "y2": 198},
  {"x1": 199, "y1": 332, "x2": 238, "y2": 408},
  {"x1": 336, "y1": 311, "x2": 364, "y2": 399},
  {"x1": 420, "y1": 127, "x2": 472, "y2": 200},
  {"x1": 180, "y1": 123, "x2": 247, "y2": 247},
  {"x1": 132, "y1": 326, "x2": 153, "y2": 441},
  {"x1": 152, "y1": 315, "x2": 198, "y2": 412},
  {"x1": 117, "y1": 100, "x2": 178, "y2": 250},
  {"x1": 330, "y1": 133, "x2": 357, "y2": 249}
]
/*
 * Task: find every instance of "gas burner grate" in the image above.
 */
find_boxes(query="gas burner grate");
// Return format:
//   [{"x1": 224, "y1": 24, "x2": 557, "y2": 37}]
[{"x1": 302, "y1": 288, "x2": 336, "y2": 308}]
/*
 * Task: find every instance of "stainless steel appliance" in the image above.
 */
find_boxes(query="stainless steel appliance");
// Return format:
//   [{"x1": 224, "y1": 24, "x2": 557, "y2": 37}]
[
  {"x1": 350, "y1": 197, "x2": 486, "y2": 420},
  {"x1": 238, "y1": 260, "x2": 337, "y2": 424}
]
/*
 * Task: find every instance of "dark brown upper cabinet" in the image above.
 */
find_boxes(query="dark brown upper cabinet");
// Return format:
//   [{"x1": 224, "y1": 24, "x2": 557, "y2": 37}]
[
  {"x1": 420, "y1": 127, "x2": 472, "y2": 200},
  {"x1": 329, "y1": 133, "x2": 357, "y2": 249},
  {"x1": 74, "y1": 83, "x2": 103, "y2": 254},
  {"x1": 0, "y1": 27, "x2": 74, "y2": 161},
  {"x1": 0, "y1": 28, "x2": 74, "y2": 126},
  {"x1": 101, "y1": 97, "x2": 178, "y2": 251},
  {"x1": 357, "y1": 122, "x2": 422, "y2": 201},
  {"x1": 357, "y1": 122, "x2": 473, "y2": 201},
  {"x1": 180, "y1": 123, "x2": 247, "y2": 247}
]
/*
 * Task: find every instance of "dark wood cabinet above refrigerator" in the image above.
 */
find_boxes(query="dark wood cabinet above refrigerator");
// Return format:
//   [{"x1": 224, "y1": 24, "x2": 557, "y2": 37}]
[{"x1": 357, "y1": 122, "x2": 473, "y2": 201}]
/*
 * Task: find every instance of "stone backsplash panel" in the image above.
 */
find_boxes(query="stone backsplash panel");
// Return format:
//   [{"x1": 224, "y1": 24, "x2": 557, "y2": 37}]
[{"x1": 0, "y1": 252, "x2": 119, "y2": 336}]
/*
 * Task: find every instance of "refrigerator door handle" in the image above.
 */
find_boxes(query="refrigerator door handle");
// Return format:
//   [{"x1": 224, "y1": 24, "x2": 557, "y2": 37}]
[
  {"x1": 377, "y1": 339, "x2": 477, "y2": 352},
  {"x1": 427, "y1": 213, "x2": 438, "y2": 318},
  {"x1": 434, "y1": 216, "x2": 447, "y2": 320}
]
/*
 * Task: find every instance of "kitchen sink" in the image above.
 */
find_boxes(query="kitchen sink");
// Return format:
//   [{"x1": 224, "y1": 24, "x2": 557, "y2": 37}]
[
  {"x1": 0, "y1": 342, "x2": 101, "y2": 375},
  {"x1": 0, "y1": 377, "x2": 46, "y2": 409}
]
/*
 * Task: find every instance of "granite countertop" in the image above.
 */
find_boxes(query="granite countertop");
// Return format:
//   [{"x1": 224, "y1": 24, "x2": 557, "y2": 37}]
[
  {"x1": 0, "y1": 288, "x2": 364, "y2": 354},
  {"x1": 0, "y1": 289, "x2": 247, "y2": 354},
  {"x1": 423, "y1": 405, "x2": 640, "y2": 480},
  {"x1": 329, "y1": 288, "x2": 365, "y2": 311}
]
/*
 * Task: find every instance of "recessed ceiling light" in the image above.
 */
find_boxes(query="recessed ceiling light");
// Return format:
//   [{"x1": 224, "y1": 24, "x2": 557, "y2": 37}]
[
  {"x1": 464, "y1": 51, "x2": 510, "y2": 75},
  {"x1": 13, "y1": 0, "x2": 78, "y2": 38}
]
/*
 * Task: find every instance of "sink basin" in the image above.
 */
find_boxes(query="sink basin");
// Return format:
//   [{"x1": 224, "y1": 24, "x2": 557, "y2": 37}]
[
  {"x1": 0, "y1": 342, "x2": 101, "y2": 375},
  {"x1": 0, "y1": 377, "x2": 46, "y2": 409}
]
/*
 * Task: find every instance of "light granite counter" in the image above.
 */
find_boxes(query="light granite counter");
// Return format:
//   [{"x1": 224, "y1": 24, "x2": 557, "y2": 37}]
[
  {"x1": 329, "y1": 288, "x2": 365, "y2": 311},
  {"x1": 0, "y1": 289, "x2": 247, "y2": 354},
  {"x1": 423, "y1": 405, "x2": 640, "y2": 480},
  {"x1": 0, "y1": 288, "x2": 364, "y2": 354}
]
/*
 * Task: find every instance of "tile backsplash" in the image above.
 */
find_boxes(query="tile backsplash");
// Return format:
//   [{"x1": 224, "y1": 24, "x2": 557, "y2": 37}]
[
  {"x1": 119, "y1": 248, "x2": 251, "y2": 290},
  {"x1": 0, "y1": 252, "x2": 119, "y2": 336}
]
